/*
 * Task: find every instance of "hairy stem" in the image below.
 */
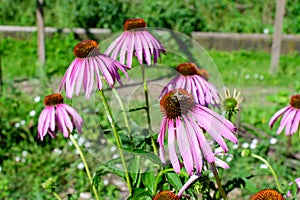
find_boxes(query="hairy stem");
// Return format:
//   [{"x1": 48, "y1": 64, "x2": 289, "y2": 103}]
[
  {"x1": 69, "y1": 134, "x2": 100, "y2": 200},
  {"x1": 252, "y1": 153, "x2": 282, "y2": 193},
  {"x1": 210, "y1": 162, "x2": 228, "y2": 200},
  {"x1": 141, "y1": 65, "x2": 158, "y2": 156},
  {"x1": 99, "y1": 90, "x2": 132, "y2": 193}
]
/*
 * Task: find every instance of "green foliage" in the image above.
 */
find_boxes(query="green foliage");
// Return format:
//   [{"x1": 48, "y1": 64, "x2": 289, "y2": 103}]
[
  {"x1": 2, "y1": 27, "x2": 300, "y2": 199},
  {"x1": 2, "y1": 0, "x2": 300, "y2": 34}
]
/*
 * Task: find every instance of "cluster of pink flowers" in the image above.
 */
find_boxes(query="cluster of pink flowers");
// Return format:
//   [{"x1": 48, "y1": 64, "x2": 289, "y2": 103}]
[
  {"x1": 37, "y1": 18, "x2": 241, "y2": 198},
  {"x1": 35, "y1": 16, "x2": 300, "y2": 199}
]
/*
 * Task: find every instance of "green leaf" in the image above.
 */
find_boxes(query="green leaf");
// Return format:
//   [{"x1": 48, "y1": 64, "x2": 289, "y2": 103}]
[
  {"x1": 166, "y1": 173, "x2": 183, "y2": 190},
  {"x1": 242, "y1": 178, "x2": 258, "y2": 193},
  {"x1": 123, "y1": 148, "x2": 162, "y2": 166},
  {"x1": 142, "y1": 168, "x2": 156, "y2": 196},
  {"x1": 128, "y1": 155, "x2": 141, "y2": 187},
  {"x1": 93, "y1": 158, "x2": 125, "y2": 187},
  {"x1": 128, "y1": 188, "x2": 151, "y2": 200}
]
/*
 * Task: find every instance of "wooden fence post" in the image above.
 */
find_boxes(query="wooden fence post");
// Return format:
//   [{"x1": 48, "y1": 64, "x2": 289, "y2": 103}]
[
  {"x1": 269, "y1": 0, "x2": 286, "y2": 75},
  {"x1": 36, "y1": 0, "x2": 46, "y2": 66}
]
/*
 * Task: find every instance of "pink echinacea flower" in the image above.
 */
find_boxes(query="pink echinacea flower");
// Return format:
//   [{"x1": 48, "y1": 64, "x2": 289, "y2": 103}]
[
  {"x1": 59, "y1": 40, "x2": 129, "y2": 99},
  {"x1": 160, "y1": 62, "x2": 220, "y2": 107},
  {"x1": 158, "y1": 89, "x2": 237, "y2": 175},
  {"x1": 269, "y1": 94, "x2": 300, "y2": 136},
  {"x1": 105, "y1": 18, "x2": 166, "y2": 68},
  {"x1": 38, "y1": 94, "x2": 83, "y2": 141}
]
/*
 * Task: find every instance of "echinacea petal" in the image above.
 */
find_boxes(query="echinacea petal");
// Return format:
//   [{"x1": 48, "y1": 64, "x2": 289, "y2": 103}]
[
  {"x1": 134, "y1": 33, "x2": 143, "y2": 64},
  {"x1": 189, "y1": 117, "x2": 215, "y2": 163},
  {"x1": 276, "y1": 107, "x2": 293, "y2": 134},
  {"x1": 183, "y1": 116, "x2": 203, "y2": 173},
  {"x1": 95, "y1": 56, "x2": 114, "y2": 86},
  {"x1": 285, "y1": 109, "x2": 297, "y2": 135},
  {"x1": 176, "y1": 117, "x2": 194, "y2": 175},
  {"x1": 290, "y1": 110, "x2": 300, "y2": 134},
  {"x1": 269, "y1": 106, "x2": 290, "y2": 128},
  {"x1": 61, "y1": 104, "x2": 83, "y2": 133},
  {"x1": 167, "y1": 118, "x2": 181, "y2": 173},
  {"x1": 215, "y1": 157, "x2": 230, "y2": 169},
  {"x1": 126, "y1": 32, "x2": 135, "y2": 68},
  {"x1": 49, "y1": 106, "x2": 56, "y2": 132},
  {"x1": 158, "y1": 116, "x2": 167, "y2": 164},
  {"x1": 74, "y1": 59, "x2": 86, "y2": 96},
  {"x1": 38, "y1": 107, "x2": 50, "y2": 140},
  {"x1": 56, "y1": 106, "x2": 70, "y2": 138},
  {"x1": 111, "y1": 34, "x2": 127, "y2": 61},
  {"x1": 105, "y1": 33, "x2": 126, "y2": 57},
  {"x1": 137, "y1": 31, "x2": 151, "y2": 65}
]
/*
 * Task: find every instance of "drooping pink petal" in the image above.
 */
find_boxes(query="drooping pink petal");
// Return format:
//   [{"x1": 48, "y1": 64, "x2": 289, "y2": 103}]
[
  {"x1": 56, "y1": 106, "x2": 69, "y2": 138},
  {"x1": 194, "y1": 105, "x2": 237, "y2": 143},
  {"x1": 167, "y1": 119, "x2": 181, "y2": 173},
  {"x1": 62, "y1": 104, "x2": 83, "y2": 133},
  {"x1": 105, "y1": 33, "x2": 126, "y2": 57},
  {"x1": 189, "y1": 117, "x2": 215, "y2": 163},
  {"x1": 74, "y1": 60, "x2": 85, "y2": 97},
  {"x1": 158, "y1": 116, "x2": 167, "y2": 164},
  {"x1": 95, "y1": 56, "x2": 114, "y2": 87},
  {"x1": 215, "y1": 157, "x2": 230, "y2": 169},
  {"x1": 176, "y1": 117, "x2": 194, "y2": 175},
  {"x1": 183, "y1": 116, "x2": 203, "y2": 173},
  {"x1": 178, "y1": 174, "x2": 200, "y2": 197},
  {"x1": 276, "y1": 108, "x2": 293, "y2": 134},
  {"x1": 134, "y1": 32, "x2": 143, "y2": 64},
  {"x1": 137, "y1": 31, "x2": 151, "y2": 65},
  {"x1": 92, "y1": 58, "x2": 103, "y2": 90},
  {"x1": 111, "y1": 34, "x2": 127, "y2": 61},
  {"x1": 126, "y1": 32, "x2": 135, "y2": 68},
  {"x1": 290, "y1": 110, "x2": 300, "y2": 134},
  {"x1": 269, "y1": 106, "x2": 290, "y2": 128},
  {"x1": 285, "y1": 109, "x2": 297, "y2": 135},
  {"x1": 49, "y1": 106, "x2": 56, "y2": 132},
  {"x1": 38, "y1": 107, "x2": 50, "y2": 140}
]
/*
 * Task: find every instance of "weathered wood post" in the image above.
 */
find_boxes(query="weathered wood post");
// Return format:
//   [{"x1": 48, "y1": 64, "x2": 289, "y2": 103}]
[
  {"x1": 36, "y1": 0, "x2": 46, "y2": 66},
  {"x1": 269, "y1": 0, "x2": 286, "y2": 75}
]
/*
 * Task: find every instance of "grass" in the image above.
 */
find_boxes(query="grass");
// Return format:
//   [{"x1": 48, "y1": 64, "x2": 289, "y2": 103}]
[{"x1": 1, "y1": 33, "x2": 300, "y2": 199}]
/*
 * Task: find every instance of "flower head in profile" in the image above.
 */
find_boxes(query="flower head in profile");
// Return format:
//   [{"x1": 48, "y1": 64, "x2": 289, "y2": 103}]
[
  {"x1": 250, "y1": 189, "x2": 284, "y2": 200},
  {"x1": 105, "y1": 18, "x2": 166, "y2": 68},
  {"x1": 38, "y1": 94, "x2": 83, "y2": 141},
  {"x1": 158, "y1": 89, "x2": 237, "y2": 175},
  {"x1": 219, "y1": 88, "x2": 243, "y2": 114},
  {"x1": 59, "y1": 40, "x2": 129, "y2": 99},
  {"x1": 269, "y1": 94, "x2": 300, "y2": 136},
  {"x1": 160, "y1": 62, "x2": 220, "y2": 107}
]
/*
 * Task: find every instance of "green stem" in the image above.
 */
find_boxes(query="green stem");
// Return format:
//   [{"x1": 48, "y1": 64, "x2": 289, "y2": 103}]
[
  {"x1": 141, "y1": 66, "x2": 158, "y2": 156},
  {"x1": 210, "y1": 162, "x2": 228, "y2": 200},
  {"x1": 112, "y1": 88, "x2": 132, "y2": 135},
  {"x1": 99, "y1": 90, "x2": 132, "y2": 193},
  {"x1": 52, "y1": 192, "x2": 62, "y2": 200},
  {"x1": 69, "y1": 134, "x2": 100, "y2": 200},
  {"x1": 153, "y1": 168, "x2": 174, "y2": 195},
  {"x1": 252, "y1": 153, "x2": 282, "y2": 193}
]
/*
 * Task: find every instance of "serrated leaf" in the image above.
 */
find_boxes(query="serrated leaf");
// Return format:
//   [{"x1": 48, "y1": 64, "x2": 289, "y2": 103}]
[{"x1": 166, "y1": 173, "x2": 183, "y2": 190}]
